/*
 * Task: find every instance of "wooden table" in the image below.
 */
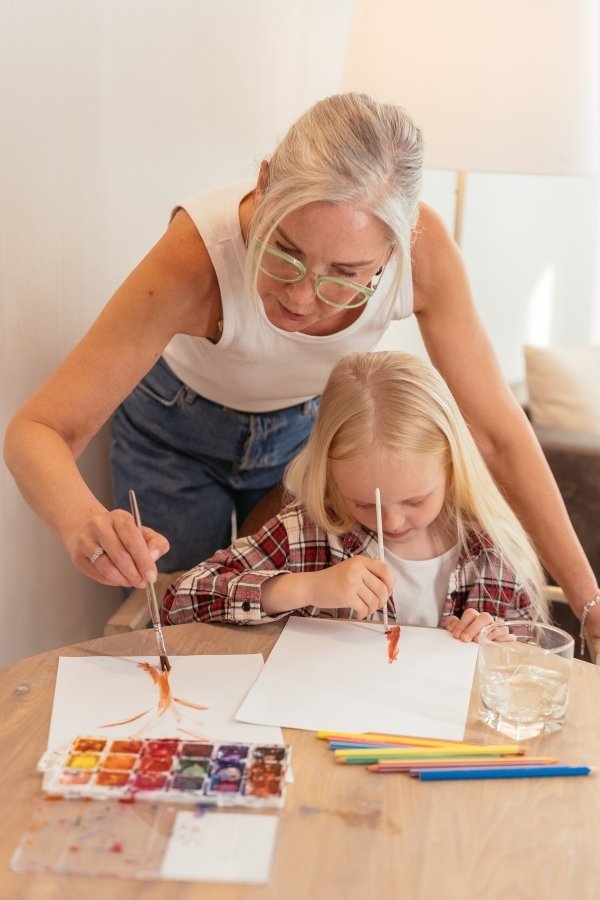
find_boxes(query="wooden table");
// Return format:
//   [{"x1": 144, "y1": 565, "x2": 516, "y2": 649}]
[
  {"x1": 1, "y1": 622, "x2": 600, "y2": 900},
  {"x1": 587, "y1": 632, "x2": 600, "y2": 665}
]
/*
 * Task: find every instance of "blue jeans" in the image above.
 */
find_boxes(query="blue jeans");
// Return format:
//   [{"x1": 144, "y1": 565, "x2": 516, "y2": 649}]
[{"x1": 110, "y1": 357, "x2": 319, "y2": 572}]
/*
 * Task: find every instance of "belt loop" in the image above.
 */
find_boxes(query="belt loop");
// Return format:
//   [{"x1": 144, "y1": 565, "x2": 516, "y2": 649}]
[{"x1": 183, "y1": 386, "x2": 197, "y2": 404}]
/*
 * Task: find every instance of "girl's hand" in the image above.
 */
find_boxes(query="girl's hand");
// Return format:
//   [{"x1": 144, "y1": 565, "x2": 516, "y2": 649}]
[
  {"x1": 444, "y1": 608, "x2": 513, "y2": 643},
  {"x1": 261, "y1": 556, "x2": 394, "y2": 618},
  {"x1": 66, "y1": 508, "x2": 170, "y2": 588}
]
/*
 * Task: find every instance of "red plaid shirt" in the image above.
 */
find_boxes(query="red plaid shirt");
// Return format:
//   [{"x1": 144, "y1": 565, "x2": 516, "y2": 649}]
[{"x1": 161, "y1": 500, "x2": 532, "y2": 626}]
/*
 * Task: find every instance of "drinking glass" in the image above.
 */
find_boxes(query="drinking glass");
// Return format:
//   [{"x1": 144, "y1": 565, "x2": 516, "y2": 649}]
[{"x1": 477, "y1": 621, "x2": 574, "y2": 740}]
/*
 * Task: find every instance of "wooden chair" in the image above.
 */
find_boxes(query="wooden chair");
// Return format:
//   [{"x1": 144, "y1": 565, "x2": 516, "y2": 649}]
[{"x1": 103, "y1": 484, "x2": 286, "y2": 635}]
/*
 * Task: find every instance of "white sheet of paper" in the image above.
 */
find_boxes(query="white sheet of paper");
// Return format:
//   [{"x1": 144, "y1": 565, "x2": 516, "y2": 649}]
[
  {"x1": 235, "y1": 618, "x2": 478, "y2": 741},
  {"x1": 48, "y1": 655, "x2": 282, "y2": 751},
  {"x1": 160, "y1": 811, "x2": 278, "y2": 883}
]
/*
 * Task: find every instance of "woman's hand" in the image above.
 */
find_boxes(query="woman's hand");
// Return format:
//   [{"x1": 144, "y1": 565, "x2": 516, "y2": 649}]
[
  {"x1": 444, "y1": 608, "x2": 513, "y2": 643},
  {"x1": 66, "y1": 508, "x2": 170, "y2": 588},
  {"x1": 584, "y1": 598, "x2": 600, "y2": 638},
  {"x1": 261, "y1": 556, "x2": 394, "y2": 618}
]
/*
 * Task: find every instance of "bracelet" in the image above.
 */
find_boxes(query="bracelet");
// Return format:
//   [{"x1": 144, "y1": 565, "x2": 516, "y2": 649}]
[{"x1": 579, "y1": 592, "x2": 600, "y2": 656}]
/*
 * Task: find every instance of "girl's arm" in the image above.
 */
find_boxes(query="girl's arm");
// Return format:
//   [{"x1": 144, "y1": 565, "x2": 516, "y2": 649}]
[
  {"x1": 444, "y1": 548, "x2": 534, "y2": 642},
  {"x1": 412, "y1": 204, "x2": 600, "y2": 635},
  {"x1": 3, "y1": 211, "x2": 221, "y2": 588},
  {"x1": 162, "y1": 515, "x2": 302, "y2": 625},
  {"x1": 161, "y1": 514, "x2": 394, "y2": 625}
]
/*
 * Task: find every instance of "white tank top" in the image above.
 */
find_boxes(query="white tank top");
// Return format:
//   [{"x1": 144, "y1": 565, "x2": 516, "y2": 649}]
[
  {"x1": 162, "y1": 182, "x2": 414, "y2": 412},
  {"x1": 384, "y1": 543, "x2": 460, "y2": 627}
]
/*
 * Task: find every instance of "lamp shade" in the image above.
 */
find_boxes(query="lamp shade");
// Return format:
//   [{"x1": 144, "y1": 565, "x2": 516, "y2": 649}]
[{"x1": 341, "y1": 0, "x2": 599, "y2": 175}]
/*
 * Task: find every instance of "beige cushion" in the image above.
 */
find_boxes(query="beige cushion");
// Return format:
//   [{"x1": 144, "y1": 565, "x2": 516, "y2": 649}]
[{"x1": 524, "y1": 345, "x2": 600, "y2": 434}]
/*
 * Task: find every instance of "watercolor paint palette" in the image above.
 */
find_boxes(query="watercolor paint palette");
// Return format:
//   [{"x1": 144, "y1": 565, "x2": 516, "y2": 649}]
[{"x1": 39, "y1": 736, "x2": 291, "y2": 808}]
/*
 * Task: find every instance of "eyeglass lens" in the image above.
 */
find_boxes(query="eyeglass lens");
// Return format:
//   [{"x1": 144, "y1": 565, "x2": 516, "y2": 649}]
[{"x1": 258, "y1": 246, "x2": 369, "y2": 307}]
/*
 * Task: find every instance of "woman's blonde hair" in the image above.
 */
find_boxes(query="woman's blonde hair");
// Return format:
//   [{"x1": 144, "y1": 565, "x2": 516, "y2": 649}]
[
  {"x1": 245, "y1": 93, "x2": 424, "y2": 310},
  {"x1": 286, "y1": 351, "x2": 547, "y2": 620}
]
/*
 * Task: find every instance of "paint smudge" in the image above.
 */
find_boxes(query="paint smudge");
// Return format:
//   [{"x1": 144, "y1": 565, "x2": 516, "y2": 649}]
[
  {"x1": 99, "y1": 662, "x2": 209, "y2": 738},
  {"x1": 386, "y1": 626, "x2": 400, "y2": 663}
]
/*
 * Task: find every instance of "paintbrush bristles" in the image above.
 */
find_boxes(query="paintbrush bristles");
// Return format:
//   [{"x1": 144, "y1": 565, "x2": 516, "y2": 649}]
[{"x1": 129, "y1": 488, "x2": 172, "y2": 672}]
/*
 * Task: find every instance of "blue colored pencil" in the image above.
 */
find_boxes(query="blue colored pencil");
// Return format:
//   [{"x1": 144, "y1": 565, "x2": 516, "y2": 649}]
[{"x1": 414, "y1": 765, "x2": 591, "y2": 781}]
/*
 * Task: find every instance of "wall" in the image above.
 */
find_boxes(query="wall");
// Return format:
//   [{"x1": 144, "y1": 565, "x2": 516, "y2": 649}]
[
  {"x1": 379, "y1": 169, "x2": 600, "y2": 376},
  {"x1": 1, "y1": 1, "x2": 599, "y2": 664},
  {"x1": 0, "y1": 0, "x2": 354, "y2": 664}
]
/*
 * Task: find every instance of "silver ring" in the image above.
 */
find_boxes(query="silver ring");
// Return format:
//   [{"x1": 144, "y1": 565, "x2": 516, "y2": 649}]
[{"x1": 89, "y1": 546, "x2": 105, "y2": 565}]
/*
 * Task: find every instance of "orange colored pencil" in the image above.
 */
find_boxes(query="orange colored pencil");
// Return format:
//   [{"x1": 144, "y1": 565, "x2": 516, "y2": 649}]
[
  {"x1": 317, "y1": 730, "x2": 486, "y2": 749},
  {"x1": 367, "y1": 756, "x2": 559, "y2": 772}
]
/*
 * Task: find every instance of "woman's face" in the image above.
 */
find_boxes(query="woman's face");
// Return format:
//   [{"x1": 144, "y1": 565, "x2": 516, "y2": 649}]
[{"x1": 257, "y1": 201, "x2": 391, "y2": 336}]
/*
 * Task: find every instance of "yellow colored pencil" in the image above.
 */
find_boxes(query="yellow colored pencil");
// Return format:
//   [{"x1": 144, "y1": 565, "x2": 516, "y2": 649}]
[
  {"x1": 317, "y1": 730, "x2": 485, "y2": 748},
  {"x1": 334, "y1": 744, "x2": 523, "y2": 761}
]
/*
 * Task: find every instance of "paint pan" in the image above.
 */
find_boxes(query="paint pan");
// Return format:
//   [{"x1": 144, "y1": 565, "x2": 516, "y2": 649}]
[
  {"x1": 40, "y1": 736, "x2": 291, "y2": 808},
  {"x1": 11, "y1": 796, "x2": 281, "y2": 882},
  {"x1": 11, "y1": 798, "x2": 173, "y2": 878}
]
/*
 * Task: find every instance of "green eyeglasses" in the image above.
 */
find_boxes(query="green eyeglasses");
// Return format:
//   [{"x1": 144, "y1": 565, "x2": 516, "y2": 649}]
[{"x1": 255, "y1": 239, "x2": 390, "y2": 309}]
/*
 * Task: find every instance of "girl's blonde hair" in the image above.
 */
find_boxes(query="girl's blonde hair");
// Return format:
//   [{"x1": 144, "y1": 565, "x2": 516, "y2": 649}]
[
  {"x1": 286, "y1": 351, "x2": 547, "y2": 620},
  {"x1": 245, "y1": 93, "x2": 424, "y2": 310}
]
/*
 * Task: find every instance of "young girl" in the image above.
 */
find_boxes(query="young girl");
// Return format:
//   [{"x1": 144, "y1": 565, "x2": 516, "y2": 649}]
[{"x1": 161, "y1": 352, "x2": 548, "y2": 640}]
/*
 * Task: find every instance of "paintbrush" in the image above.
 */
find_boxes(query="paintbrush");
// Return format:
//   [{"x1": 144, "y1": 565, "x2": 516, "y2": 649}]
[
  {"x1": 374, "y1": 487, "x2": 390, "y2": 633},
  {"x1": 128, "y1": 489, "x2": 171, "y2": 672}
]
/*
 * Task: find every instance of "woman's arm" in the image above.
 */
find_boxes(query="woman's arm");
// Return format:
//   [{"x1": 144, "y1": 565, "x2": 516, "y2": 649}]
[
  {"x1": 411, "y1": 203, "x2": 600, "y2": 635},
  {"x1": 3, "y1": 210, "x2": 221, "y2": 588}
]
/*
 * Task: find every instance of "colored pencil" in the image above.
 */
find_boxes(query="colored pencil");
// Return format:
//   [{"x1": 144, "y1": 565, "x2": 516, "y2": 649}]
[
  {"x1": 317, "y1": 731, "x2": 500, "y2": 749},
  {"x1": 334, "y1": 744, "x2": 524, "y2": 761},
  {"x1": 413, "y1": 765, "x2": 592, "y2": 782},
  {"x1": 367, "y1": 756, "x2": 559, "y2": 772},
  {"x1": 317, "y1": 730, "x2": 464, "y2": 744},
  {"x1": 339, "y1": 755, "x2": 514, "y2": 766},
  {"x1": 327, "y1": 740, "x2": 494, "y2": 751}
]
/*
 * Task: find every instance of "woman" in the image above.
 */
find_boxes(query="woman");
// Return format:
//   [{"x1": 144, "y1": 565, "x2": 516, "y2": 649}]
[{"x1": 4, "y1": 93, "x2": 599, "y2": 634}]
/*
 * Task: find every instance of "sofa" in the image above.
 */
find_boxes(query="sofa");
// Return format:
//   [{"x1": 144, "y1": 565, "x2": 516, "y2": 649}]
[
  {"x1": 524, "y1": 344, "x2": 600, "y2": 663},
  {"x1": 533, "y1": 425, "x2": 600, "y2": 582}
]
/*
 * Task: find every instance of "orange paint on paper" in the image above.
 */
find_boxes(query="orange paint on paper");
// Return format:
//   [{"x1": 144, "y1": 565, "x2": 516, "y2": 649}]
[
  {"x1": 386, "y1": 626, "x2": 400, "y2": 663},
  {"x1": 99, "y1": 662, "x2": 209, "y2": 738}
]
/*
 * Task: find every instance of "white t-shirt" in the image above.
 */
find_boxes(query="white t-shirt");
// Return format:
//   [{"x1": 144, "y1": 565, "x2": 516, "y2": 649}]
[
  {"x1": 384, "y1": 543, "x2": 461, "y2": 627},
  {"x1": 162, "y1": 181, "x2": 414, "y2": 412}
]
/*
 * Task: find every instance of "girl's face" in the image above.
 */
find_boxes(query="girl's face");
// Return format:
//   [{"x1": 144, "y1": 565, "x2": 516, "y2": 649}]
[
  {"x1": 329, "y1": 454, "x2": 452, "y2": 559},
  {"x1": 257, "y1": 201, "x2": 391, "y2": 337}
]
